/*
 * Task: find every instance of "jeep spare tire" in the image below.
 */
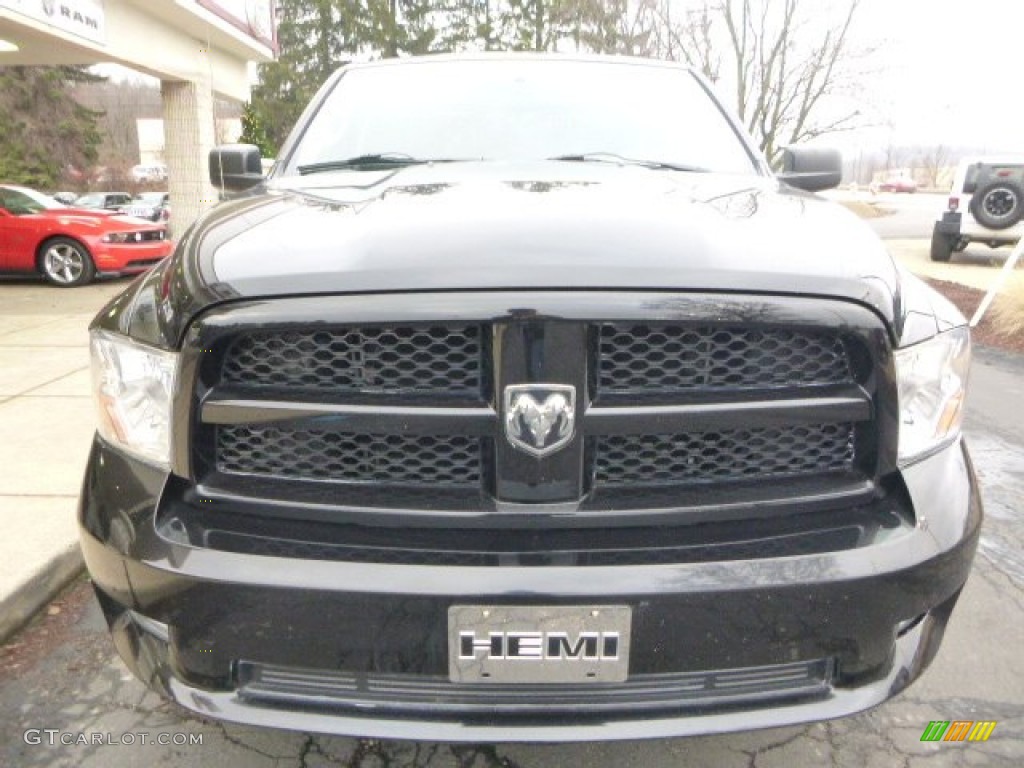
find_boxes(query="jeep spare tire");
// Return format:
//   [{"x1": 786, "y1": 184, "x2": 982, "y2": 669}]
[{"x1": 970, "y1": 178, "x2": 1024, "y2": 230}]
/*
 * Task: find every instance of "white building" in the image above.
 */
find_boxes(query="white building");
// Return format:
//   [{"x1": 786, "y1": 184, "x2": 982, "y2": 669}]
[
  {"x1": 0, "y1": 0, "x2": 275, "y2": 232},
  {"x1": 137, "y1": 117, "x2": 243, "y2": 166}
]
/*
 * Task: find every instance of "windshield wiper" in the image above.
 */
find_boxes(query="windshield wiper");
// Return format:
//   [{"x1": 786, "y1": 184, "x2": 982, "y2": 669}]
[
  {"x1": 297, "y1": 153, "x2": 461, "y2": 175},
  {"x1": 548, "y1": 153, "x2": 709, "y2": 174}
]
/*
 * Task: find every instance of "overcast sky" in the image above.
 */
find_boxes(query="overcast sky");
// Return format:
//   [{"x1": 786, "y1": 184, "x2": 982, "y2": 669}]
[
  {"x1": 96, "y1": 0, "x2": 1021, "y2": 153},
  {"x1": 834, "y1": 0, "x2": 1023, "y2": 151}
]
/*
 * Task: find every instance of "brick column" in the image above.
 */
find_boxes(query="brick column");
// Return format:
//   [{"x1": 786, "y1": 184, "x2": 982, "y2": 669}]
[{"x1": 161, "y1": 53, "x2": 218, "y2": 238}]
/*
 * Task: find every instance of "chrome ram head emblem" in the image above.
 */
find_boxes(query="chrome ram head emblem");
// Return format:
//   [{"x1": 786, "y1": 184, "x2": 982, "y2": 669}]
[{"x1": 503, "y1": 384, "x2": 576, "y2": 457}]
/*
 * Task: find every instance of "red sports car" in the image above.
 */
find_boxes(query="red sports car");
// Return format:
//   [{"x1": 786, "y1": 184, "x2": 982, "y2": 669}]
[
  {"x1": 0, "y1": 184, "x2": 173, "y2": 286},
  {"x1": 877, "y1": 175, "x2": 918, "y2": 194}
]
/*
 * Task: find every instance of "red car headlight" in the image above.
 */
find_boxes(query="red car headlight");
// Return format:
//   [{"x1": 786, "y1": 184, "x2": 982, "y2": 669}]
[{"x1": 101, "y1": 231, "x2": 150, "y2": 244}]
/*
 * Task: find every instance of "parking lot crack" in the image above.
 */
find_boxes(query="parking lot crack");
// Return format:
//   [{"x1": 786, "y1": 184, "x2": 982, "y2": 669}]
[
  {"x1": 824, "y1": 721, "x2": 841, "y2": 767},
  {"x1": 746, "y1": 726, "x2": 814, "y2": 766},
  {"x1": 299, "y1": 734, "x2": 322, "y2": 767},
  {"x1": 975, "y1": 556, "x2": 1024, "y2": 602},
  {"x1": 210, "y1": 720, "x2": 298, "y2": 761},
  {"x1": 449, "y1": 744, "x2": 521, "y2": 768}
]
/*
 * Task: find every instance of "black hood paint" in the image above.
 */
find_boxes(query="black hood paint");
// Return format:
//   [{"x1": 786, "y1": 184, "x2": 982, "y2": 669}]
[{"x1": 98, "y1": 162, "x2": 957, "y2": 349}]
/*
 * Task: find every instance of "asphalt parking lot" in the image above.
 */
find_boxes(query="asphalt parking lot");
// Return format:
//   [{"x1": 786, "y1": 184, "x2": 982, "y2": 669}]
[{"x1": 1, "y1": 267, "x2": 1022, "y2": 767}]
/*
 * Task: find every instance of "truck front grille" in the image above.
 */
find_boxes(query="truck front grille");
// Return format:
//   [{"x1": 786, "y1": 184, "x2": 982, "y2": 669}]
[{"x1": 187, "y1": 293, "x2": 884, "y2": 533}]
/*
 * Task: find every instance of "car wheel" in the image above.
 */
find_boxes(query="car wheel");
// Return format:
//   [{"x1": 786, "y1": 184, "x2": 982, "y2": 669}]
[
  {"x1": 38, "y1": 237, "x2": 97, "y2": 287},
  {"x1": 930, "y1": 226, "x2": 954, "y2": 262},
  {"x1": 970, "y1": 178, "x2": 1024, "y2": 230}
]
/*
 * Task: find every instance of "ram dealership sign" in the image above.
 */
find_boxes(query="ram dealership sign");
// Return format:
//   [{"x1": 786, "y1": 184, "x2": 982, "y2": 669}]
[{"x1": 0, "y1": 0, "x2": 106, "y2": 44}]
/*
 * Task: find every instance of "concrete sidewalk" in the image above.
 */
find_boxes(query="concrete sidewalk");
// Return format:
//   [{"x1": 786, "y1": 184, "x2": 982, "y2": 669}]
[{"x1": 0, "y1": 279, "x2": 124, "y2": 641}]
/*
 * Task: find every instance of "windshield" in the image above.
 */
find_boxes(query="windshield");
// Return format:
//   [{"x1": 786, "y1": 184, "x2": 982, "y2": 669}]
[
  {"x1": 286, "y1": 59, "x2": 758, "y2": 177},
  {"x1": 0, "y1": 186, "x2": 65, "y2": 214},
  {"x1": 135, "y1": 193, "x2": 166, "y2": 204}
]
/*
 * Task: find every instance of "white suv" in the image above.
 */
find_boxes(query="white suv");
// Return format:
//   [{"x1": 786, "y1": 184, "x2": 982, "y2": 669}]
[{"x1": 931, "y1": 156, "x2": 1024, "y2": 261}]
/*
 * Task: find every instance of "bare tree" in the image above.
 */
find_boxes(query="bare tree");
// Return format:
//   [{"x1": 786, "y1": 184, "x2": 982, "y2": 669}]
[
  {"x1": 632, "y1": 1, "x2": 721, "y2": 80},
  {"x1": 883, "y1": 140, "x2": 911, "y2": 173},
  {"x1": 919, "y1": 144, "x2": 950, "y2": 190},
  {"x1": 640, "y1": 0, "x2": 866, "y2": 165},
  {"x1": 606, "y1": 0, "x2": 656, "y2": 55},
  {"x1": 72, "y1": 79, "x2": 163, "y2": 187}
]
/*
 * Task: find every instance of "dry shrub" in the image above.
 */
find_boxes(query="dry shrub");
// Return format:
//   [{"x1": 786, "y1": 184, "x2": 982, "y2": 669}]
[
  {"x1": 991, "y1": 273, "x2": 1024, "y2": 338},
  {"x1": 838, "y1": 201, "x2": 892, "y2": 219}
]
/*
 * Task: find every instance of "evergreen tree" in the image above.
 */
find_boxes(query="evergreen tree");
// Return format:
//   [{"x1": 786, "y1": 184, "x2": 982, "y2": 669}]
[
  {"x1": 571, "y1": 0, "x2": 630, "y2": 54},
  {"x1": 0, "y1": 66, "x2": 102, "y2": 189},
  {"x1": 239, "y1": 101, "x2": 275, "y2": 157},
  {"x1": 369, "y1": 1, "x2": 439, "y2": 57},
  {"x1": 249, "y1": 0, "x2": 366, "y2": 154},
  {"x1": 504, "y1": 0, "x2": 627, "y2": 52}
]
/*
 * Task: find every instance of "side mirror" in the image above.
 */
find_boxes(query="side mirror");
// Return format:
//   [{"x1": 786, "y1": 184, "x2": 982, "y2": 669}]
[
  {"x1": 778, "y1": 147, "x2": 842, "y2": 192},
  {"x1": 209, "y1": 144, "x2": 264, "y2": 192}
]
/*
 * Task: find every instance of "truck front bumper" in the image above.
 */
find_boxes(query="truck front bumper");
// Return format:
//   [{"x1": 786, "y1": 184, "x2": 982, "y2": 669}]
[{"x1": 79, "y1": 437, "x2": 981, "y2": 741}]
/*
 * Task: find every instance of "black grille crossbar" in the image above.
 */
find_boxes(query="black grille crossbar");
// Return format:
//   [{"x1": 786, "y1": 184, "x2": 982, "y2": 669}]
[
  {"x1": 203, "y1": 397, "x2": 497, "y2": 435},
  {"x1": 200, "y1": 390, "x2": 867, "y2": 436}
]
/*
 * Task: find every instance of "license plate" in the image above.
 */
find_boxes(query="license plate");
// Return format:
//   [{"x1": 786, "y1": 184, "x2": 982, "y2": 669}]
[{"x1": 448, "y1": 605, "x2": 631, "y2": 684}]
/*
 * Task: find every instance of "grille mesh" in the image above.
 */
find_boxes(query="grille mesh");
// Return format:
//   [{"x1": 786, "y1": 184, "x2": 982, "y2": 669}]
[
  {"x1": 237, "y1": 659, "x2": 833, "y2": 714},
  {"x1": 596, "y1": 424, "x2": 855, "y2": 486},
  {"x1": 599, "y1": 324, "x2": 852, "y2": 393},
  {"x1": 221, "y1": 325, "x2": 481, "y2": 394},
  {"x1": 217, "y1": 427, "x2": 481, "y2": 487}
]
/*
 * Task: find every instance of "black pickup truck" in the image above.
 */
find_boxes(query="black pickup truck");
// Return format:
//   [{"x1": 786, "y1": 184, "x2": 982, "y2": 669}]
[{"x1": 81, "y1": 54, "x2": 980, "y2": 741}]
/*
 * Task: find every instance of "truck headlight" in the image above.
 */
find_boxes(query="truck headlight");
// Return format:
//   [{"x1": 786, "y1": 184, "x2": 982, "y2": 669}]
[
  {"x1": 895, "y1": 326, "x2": 970, "y2": 464},
  {"x1": 90, "y1": 332, "x2": 177, "y2": 468}
]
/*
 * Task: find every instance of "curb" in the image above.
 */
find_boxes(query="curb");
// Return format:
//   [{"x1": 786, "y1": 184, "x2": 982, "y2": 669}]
[{"x1": 0, "y1": 543, "x2": 84, "y2": 644}]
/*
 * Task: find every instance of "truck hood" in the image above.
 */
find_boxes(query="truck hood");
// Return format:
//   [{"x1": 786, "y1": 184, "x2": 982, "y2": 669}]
[{"x1": 111, "y1": 162, "x2": 929, "y2": 346}]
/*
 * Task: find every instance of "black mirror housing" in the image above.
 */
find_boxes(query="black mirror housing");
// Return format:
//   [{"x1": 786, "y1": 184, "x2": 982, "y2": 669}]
[
  {"x1": 778, "y1": 147, "x2": 842, "y2": 192},
  {"x1": 209, "y1": 144, "x2": 264, "y2": 192}
]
